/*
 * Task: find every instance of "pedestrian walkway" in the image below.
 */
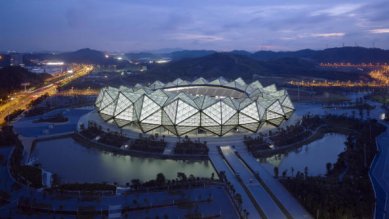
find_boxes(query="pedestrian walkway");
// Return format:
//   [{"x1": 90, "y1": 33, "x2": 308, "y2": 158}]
[
  {"x1": 108, "y1": 205, "x2": 122, "y2": 219},
  {"x1": 220, "y1": 146, "x2": 286, "y2": 219},
  {"x1": 208, "y1": 147, "x2": 261, "y2": 219},
  {"x1": 370, "y1": 123, "x2": 389, "y2": 219},
  {"x1": 235, "y1": 145, "x2": 312, "y2": 219}
]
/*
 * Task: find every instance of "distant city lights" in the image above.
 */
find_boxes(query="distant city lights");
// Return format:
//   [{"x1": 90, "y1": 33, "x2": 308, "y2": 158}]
[{"x1": 289, "y1": 64, "x2": 389, "y2": 88}]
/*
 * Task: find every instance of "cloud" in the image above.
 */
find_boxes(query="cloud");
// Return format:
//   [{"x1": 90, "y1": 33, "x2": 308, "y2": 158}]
[
  {"x1": 310, "y1": 4, "x2": 362, "y2": 17},
  {"x1": 281, "y1": 32, "x2": 345, "y2": 40},
  {"x1": 170, "y1": 33, "x2": 224, "y2": 42},
  {"x1": 1, "y1": 0, "x2": 389, "y2": 51},
  {"x1": 311, "y1": 32, "x2": 345, "y2": 38},
  {"x1": 369, "y1": 28, "x2": 389, "y2": 33}
]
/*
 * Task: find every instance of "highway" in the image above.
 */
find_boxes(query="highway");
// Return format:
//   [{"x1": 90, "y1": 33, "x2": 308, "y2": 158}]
[{"x1": 0, "y1": 64, "x2": 93, "y2": 125}]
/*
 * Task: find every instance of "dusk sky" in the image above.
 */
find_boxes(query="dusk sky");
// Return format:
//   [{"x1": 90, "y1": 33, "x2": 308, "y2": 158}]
[{"x1": 1, "y1": 0, "x2": 389, "y2": 52}]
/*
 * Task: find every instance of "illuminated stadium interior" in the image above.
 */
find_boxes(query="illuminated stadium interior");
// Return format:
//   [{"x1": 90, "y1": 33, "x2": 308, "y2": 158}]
[{"x1": 163, "y1": 85, "x2": 248, "y2": 99}]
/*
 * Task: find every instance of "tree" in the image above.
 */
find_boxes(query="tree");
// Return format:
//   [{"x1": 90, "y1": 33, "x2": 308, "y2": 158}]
[
  {"x1": 131, "y1": 179, "x2": 141, "y2": 189},
  {"x1": 156, "y1": 173, "x2": 166, "y2": 185},
  {"x1": 326, "y1": 162, "x2": 332, "y2": 175},
  {"x1": 219, "y1": 171, "x2": 226, "y2": 181},
  {"x1": 282, "y1": 170, "x2": 288, "y2": 178},
  {"x1": 345, "y1": 135, "x2": 355, "y2": 151},
  {"x1": 234, "y1": 193, "x2": 243, "y2": 210},
  {"x1": 358, "y1": 107, "x2": 363, "y2": 119},
  {"x1": 177, "y1": 172, "x2": 187, "y2": 181},
  {"x1": 274, "y1": 167, "x2": 279, "y2": 178}
]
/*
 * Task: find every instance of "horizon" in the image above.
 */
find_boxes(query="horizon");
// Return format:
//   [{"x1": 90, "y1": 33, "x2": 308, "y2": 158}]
[
  {"x1": 1, "y1": 0, "x2": 389, "y2": 52},
  {"x1": 2, "y1": 45, "x2": 389, "y2": 54}
]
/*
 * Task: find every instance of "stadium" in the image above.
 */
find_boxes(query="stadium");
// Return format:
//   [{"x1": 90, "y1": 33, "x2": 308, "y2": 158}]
[{"x1": 94, "y1": 77, "x2": 294, "y2": 136}]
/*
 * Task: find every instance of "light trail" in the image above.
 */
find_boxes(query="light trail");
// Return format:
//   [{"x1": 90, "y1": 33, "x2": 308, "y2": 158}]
[{"x1": 0, "y1": 65, "x2": 93, "y2": 125}]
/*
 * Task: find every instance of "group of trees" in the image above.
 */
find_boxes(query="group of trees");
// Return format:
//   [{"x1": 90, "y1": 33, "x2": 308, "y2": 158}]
[
  {"x1": 33, "y1": 113, "x2": 68, "y2": 123},
  {"x1": 128, "y1": 172, "x2": 217, "y2": 192},
  {"x1": 281, "y1": 118, "x2": 385, "y2": 219},
  {"x1": 23, "y1": 93, "x2": 50, "y2": 117},
  {"x1": 130, "y1": 134, "x2": 166, "y2": 153},
  {"x1": 243, "y1": 134, "x2": 270, "y2": 156},
  {"x1": 98, "y1": 132, "x2": 128, "y2": 147},
  {"x1": 244, "y1": 114, "x2": 321, "y2": 156},
  {"x1": 8, "y1": 135, "x2": 43, "y2": 188},
  {"x1": 51, "y1": 183, "x2": 116, "y2": 193},
  {"x1": 270, "y1": 124, "x2": 311, "y2": 147},
  {"x1": 175, "y1": 136, "x2": 208, "y2": 155},
  {"x1": 300, "y1": 114, "x2": 322, "y2": 130},
  {"x1": 218, "y1": 171, "x2": 249, "y2": 218},
  {"x1": 0, "y1": 66, "x2": 50, "y2": 100},
  {"x1": 80, "y1": 127, "x2": 167, "y2": 153},
  {"x1": 0, "y1": 126, "x2": 17, "y2": 146}
]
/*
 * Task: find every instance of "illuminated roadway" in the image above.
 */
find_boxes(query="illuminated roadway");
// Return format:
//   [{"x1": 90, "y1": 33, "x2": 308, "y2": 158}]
[
  {"x1": 289, "y1": 64, "x2": 389, "y2": 88},
  {"x1": 0, "y1": 65, "x2": 93, "y2": 125}
]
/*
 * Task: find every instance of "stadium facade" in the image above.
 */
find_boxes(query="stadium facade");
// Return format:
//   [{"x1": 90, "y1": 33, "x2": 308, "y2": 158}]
[{"x1": 94, "y1": 77, "x2": 294, "y2": 136}]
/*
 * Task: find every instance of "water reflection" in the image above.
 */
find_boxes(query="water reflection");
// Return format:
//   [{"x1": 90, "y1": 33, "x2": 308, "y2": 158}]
[
  {"x1": 31, "y1": 138, "x2": 217, "y2": 185},
  {"x1": 259, "y1": 133, "x2": 346, "y2": 176}
]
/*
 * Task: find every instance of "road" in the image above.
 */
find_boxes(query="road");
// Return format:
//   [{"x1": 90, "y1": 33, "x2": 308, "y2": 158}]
[
  {"x1": 234, "y1": 145, "x2": 312, "y2": 219},
  {"x1": 208, "y1": 147, "x2": 262, "y2": 219},
  {"x1": 0, "y1": 64, "x2": 93, "y2": 125},
  {"x1": 220, "y1": 146, "x2": 286, "y2": 219}
]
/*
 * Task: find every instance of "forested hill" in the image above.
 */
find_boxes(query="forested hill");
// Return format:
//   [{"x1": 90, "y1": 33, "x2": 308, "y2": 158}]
[
  {"x1": 0, "y1": 66, "x2": 50, "y2": 99},
  {"x1": 146, "y1": 52, "x2": 358, "y2": 83}
]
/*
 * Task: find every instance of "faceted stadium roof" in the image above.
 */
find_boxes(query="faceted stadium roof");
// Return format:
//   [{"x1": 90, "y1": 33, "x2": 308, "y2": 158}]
[{"x1": 95, "y1": 77, "x2": 294, "y2": 136}]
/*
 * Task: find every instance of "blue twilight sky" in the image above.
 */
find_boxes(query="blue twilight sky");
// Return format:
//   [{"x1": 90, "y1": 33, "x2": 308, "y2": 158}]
[{"x1": 1, "y1": 0, "x2": 389, "y2": 52}]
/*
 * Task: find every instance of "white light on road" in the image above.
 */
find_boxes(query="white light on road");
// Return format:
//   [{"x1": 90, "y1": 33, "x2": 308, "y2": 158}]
[{"x1": 46, "y1": 61, "x2": 64, "y2": 66}]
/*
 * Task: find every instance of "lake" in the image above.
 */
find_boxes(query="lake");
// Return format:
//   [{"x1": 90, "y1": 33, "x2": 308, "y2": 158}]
[
  {"x1": 259, "y1": 133, "x2": 346, "y2": 176},
  {"x1": 31, "y1": 137, "x2": 217, "y2": 185}
]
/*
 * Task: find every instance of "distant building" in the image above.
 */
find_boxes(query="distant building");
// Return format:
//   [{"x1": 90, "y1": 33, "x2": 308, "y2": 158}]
[
  {"x1": 140, "y1": 66, "x2": 147, "y2": 72},
  {"x1": 10, "y1": 53, "x2": 24, "y2": 66}
]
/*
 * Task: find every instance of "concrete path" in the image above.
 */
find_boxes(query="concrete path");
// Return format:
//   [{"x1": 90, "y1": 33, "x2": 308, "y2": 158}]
[
  {"x1": 162, "y1": 142, "x2": 175, "y2": 155},
  {"x1": 208, "y1": 147, "x2": 261, "y2": 219},
  {"x1": 220, "y1": 146, "x2": 286, "y2": 219},
  {"x1": 235, "y1": 145, "x2": 312, "y2": 219},
  {"x1": 370, "y1": 122, "x2": 389, "y2": 219}
]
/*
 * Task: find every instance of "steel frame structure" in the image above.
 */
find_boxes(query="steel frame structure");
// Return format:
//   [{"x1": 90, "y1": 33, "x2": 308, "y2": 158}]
[{"x1": 95, "y1": 77, "x2": 294, "y2": 136}]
